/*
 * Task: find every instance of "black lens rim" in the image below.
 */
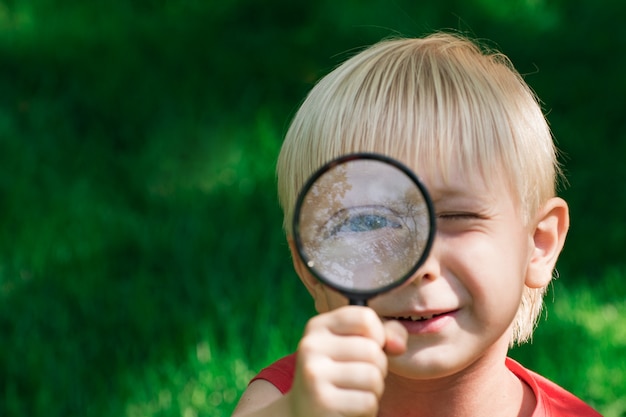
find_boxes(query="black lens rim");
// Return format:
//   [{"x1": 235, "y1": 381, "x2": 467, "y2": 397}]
[{"x1": 292, "y1": 152, "x2": 436, "y2": 303}]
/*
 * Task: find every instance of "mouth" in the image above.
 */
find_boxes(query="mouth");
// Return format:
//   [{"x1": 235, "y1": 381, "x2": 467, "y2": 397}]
[
  {"x1": 388, "y1": 313, "x2": 448, "y2": 322},
  {"x1": 385, "y1": 310, "x2": 459, "y2": 334}
]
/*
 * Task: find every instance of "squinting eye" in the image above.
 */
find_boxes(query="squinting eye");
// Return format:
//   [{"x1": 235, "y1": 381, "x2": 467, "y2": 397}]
[{"x1": 437, "y1": 212, "x2": 478, "y2": 220}]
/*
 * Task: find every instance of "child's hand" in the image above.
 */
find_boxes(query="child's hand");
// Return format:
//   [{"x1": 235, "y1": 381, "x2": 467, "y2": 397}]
[{"x1": 287, "y1": 306, "x2": 408, "y2": 417}]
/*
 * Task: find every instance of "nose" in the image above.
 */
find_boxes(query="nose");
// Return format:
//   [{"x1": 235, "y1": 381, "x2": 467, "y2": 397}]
[{"x1": 405, "y1": 237, "x2": 441, "y2": 285}]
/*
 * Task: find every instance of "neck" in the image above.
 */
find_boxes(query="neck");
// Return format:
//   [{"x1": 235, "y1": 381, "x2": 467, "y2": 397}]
[{"x1": 379, "y1": 354, "x2": 535, "y2": 417}]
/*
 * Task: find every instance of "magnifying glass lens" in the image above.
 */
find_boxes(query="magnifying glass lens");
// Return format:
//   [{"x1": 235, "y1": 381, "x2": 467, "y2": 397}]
[{"x1": 294, "y1": 156, "x2": 434, "y2": 299}]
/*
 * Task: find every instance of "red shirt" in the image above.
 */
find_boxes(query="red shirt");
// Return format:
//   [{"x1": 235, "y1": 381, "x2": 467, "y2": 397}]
[{"x1": 251, "y1": 354, "x2": 602, "y2": 416}]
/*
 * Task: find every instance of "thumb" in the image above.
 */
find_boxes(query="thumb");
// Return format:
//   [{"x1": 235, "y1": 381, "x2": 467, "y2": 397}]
[{"x1": 382, "y1": 320, "x2": 408, "y2": 356}]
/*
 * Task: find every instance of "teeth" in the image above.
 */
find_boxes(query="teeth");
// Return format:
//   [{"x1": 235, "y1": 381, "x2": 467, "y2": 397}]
[
  {"x1": 389, "y1": 312, "x2": 453, "y2": 322},
  {"x1": 397, "y1": 315, "x2": 435, "y2": 321}
]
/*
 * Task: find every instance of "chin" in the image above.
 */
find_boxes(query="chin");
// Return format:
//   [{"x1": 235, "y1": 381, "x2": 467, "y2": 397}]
[
  {"x1": 389, "y1": 351, "x2": 454, "y2": 379},
  {"x1": 389, "y1": 341, "x2": 487, "y2": 381}
]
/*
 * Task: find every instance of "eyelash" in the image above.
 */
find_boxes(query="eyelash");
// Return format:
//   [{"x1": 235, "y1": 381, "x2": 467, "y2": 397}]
[{"x1": 437, "y1": 212, "x2": 479, "y2": 220}]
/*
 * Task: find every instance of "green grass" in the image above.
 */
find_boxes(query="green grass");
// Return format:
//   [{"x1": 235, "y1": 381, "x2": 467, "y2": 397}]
[
  {"x1": 1, "y1": 1, "x2": 626, "y2": 416},
  {"x1": 121, "y1": 302, "x2": 311, "y2": 417},
  {"x1": 510, "y1": 270, "x2": 626, "y2": 416},
  {"x1": 1, "y1": 105, "x2": 623, "y2": 417},
  {"x1": 5, "y1": 103, "x2": 622, "y2": 416},
  {"x1": 93, "y1": 265, "x2": 625, "y2": 417}
]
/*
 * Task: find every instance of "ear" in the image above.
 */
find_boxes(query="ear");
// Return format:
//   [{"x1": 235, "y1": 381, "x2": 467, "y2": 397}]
[{"x1": 525, "y1": 197, "x2": 570, "y2": 288}]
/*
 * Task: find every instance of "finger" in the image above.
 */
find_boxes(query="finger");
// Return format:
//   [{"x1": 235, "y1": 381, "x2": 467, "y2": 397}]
[
  {"x1": 295, "y1": 357, "x2": 384, "y2": 415},
  {"x1": 330, "y1": 362, "x2": 386, "y2": 398},
  {"x1": 307, "y1": 306, "x2": 386, "y2": 345},
  {"x1": 330, "y1": 336, "x2": 388, "y2": 370},
  {"x1": 289, "y1": 372, "x2": 380, "y2": 417},
  {"x1": 324, "y1": 389, "x2": 380, "y2": 417},
  {"x1": 382, "y1": 320, "x2": 408, "y2": 356},
  {"x1": 298, "y1": 334, "x2": 388, "y2": 374}
]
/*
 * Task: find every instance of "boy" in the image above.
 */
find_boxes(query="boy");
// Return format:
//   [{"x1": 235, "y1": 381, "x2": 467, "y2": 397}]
[{"x1": 232, "y1": 33, "x2": 601, "y2": 417}]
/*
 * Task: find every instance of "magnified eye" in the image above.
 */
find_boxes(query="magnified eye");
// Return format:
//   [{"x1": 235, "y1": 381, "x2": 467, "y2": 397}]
[
  {"x1": 326, "y1": 207, "x2": 402, "y2": 237},
  {"x1": 341, "y1": 214, "x2": 397, "y2": 232}
]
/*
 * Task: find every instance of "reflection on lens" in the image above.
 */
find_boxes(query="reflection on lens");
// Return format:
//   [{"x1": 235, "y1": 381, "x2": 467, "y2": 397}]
[{"x1": 295, "y1": 157, "x2": 433, "y2": 293}]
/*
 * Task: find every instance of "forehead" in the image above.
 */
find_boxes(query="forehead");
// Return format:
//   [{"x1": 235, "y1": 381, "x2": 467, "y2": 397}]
[{"x1": 413, "y1": 157, "x2": 509, "y2": 202}]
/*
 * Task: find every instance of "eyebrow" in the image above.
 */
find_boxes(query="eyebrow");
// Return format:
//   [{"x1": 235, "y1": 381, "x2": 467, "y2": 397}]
[
  {"x1": 429, "y1": 184, "x2": 496, "y2": 206},
  {"x1": 430, "y1": 187, "x2": 473, "y2": 201}
]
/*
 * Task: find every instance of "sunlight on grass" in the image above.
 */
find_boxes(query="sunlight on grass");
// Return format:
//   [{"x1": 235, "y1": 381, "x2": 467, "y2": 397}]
[
  {"x1": 120, "y1": 268, "x2": 310, "y2": 417},
  {"x1": 2, "y1": 3, "x2": 625, "y2": 416},
  {"x1": 144, "y1": 113, "x2": 281, "y2": 199},
  {"x1": 510, "y1": 266, "x2": 626, "y2": 416},
  {"x1": 118, "y1": 269, "x2": 625, "y2": 417},
  {"x1": 473, "y1": 0, "x2": 559, "y2": 30},
  {"x1": 0, "y1": 2, "x2": 33, "y2": 36},
  {"x1": 550, "y1": 270, "x2": 626, "y2": 416},
  {"x1": 565, "y1": 269, "x2": 624, "y2": 319},
  {"x1": 123, "y1": 337, "x2": 257, "y2": 417}
]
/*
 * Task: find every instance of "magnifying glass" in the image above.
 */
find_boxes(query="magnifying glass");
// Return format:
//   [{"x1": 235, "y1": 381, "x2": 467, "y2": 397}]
[{"x1": 293, "y1": 153, "x2": 436, "y2": 306}]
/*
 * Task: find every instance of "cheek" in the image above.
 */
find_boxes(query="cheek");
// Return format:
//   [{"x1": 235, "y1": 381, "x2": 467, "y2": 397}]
[
  {"x1": 450, "y1": 235, "x2": 528, "y2": 314},
  {"x1": 314, "y1": 285, "x2": 349, "y2": 312}
]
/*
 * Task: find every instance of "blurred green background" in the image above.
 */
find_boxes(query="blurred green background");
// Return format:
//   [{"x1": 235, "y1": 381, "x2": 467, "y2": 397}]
[{"x1": 1, "y1": 1, "x2": 625, "y2": 416}]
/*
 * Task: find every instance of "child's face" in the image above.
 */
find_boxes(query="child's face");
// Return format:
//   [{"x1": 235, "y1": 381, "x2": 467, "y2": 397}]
[{"x1": 298, "y1": 161, "x2": 537, "y2": 379}]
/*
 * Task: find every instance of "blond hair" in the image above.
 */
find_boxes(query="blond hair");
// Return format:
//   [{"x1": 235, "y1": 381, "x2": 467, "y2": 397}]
[{"x1": 276, "y1": 33, "x2": 562, "y2": 345}]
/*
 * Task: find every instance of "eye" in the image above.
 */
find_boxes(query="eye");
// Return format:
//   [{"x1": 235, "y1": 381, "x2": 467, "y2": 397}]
[
  {"x1": 326, "y1": 207, "x2": 402, "y2": 237},
  {"x1": 437, "y1": 212, "x2": 480, "y2": 221},
  {"x1": 338, "y1": 214, "x2": 399, "y2": 232}
]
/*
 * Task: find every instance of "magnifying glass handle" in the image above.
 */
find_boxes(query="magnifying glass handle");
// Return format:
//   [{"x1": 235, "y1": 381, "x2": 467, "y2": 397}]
[{"x1": 349, "y1": 299, "x2": 368, "y2": 306}]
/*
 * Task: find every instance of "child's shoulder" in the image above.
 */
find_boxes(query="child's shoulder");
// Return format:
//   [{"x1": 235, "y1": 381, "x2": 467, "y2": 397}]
[
  {"x1": 249, "y1": 353, "x2": 297, "y2": 394},
  {"x1": 505, "y1": 357, "x2": 602, "y2": 416}
]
